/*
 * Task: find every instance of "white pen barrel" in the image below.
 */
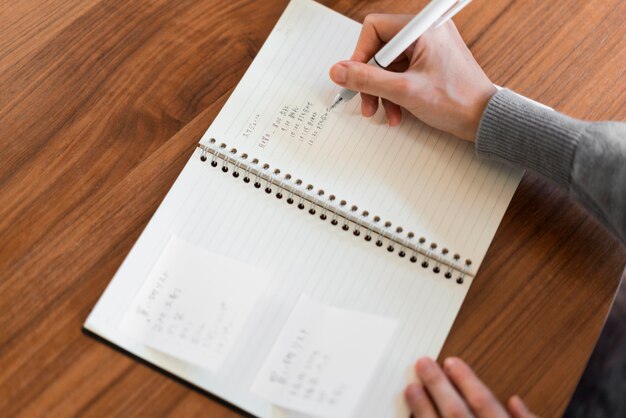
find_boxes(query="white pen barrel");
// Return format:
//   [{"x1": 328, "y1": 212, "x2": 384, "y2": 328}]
[{"x1": 374, "y1": 0, "x2": 458, "y2": 67}]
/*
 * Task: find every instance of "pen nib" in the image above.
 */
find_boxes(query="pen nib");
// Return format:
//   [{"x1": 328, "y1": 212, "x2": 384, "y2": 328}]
[{"x1": 328, "y1": 96, "x2": 343, "y2": 112}]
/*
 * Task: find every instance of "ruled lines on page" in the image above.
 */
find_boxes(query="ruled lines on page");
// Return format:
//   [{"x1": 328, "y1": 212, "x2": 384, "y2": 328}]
[
  {"x1": 86, "y1": 147, "x2": 470, "y2": 418},
  {"x1": 85, "y1": 1, "x2": 522, "y2": 418},
  {"x1": 200, "y1": 0, "x2": 522, "y2": 274}
]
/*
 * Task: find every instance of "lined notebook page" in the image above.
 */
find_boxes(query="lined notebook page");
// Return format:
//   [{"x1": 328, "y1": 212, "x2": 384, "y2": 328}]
[
  {"x1": 200, "y1": 0, "x2": 522, "y2": 273},
  {"x1": 86, "y1": 1, "x2": 521, "y2": 417},
  {"x1": 86, "y1": 148, "x2": 470, "y2": 418}
]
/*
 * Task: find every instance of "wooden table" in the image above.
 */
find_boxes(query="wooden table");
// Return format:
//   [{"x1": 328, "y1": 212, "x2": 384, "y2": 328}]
[{"x1": 1, "y1": 0, "x2": 624, "y2": 416}]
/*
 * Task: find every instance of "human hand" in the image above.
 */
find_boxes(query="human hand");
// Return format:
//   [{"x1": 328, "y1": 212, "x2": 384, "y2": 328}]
[
  {"x1": 329, "y1": 14, "x2": 496, "y2": 142},
  {"x1": 405, "y1": 357, "x2": 537, "y2": 418}
]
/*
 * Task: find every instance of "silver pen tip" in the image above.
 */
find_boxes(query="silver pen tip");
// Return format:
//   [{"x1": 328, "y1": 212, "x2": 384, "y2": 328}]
[{"x1": 328, "y1": 96, "x2": 343, "y2": 111}]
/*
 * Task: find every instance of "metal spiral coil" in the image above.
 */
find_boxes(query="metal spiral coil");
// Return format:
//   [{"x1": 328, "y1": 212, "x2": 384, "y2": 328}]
[{"x1": 198, "y1": 141, "x2": 473, "y2": 282}]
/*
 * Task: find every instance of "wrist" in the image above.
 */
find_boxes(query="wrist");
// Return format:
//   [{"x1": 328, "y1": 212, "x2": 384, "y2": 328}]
[
  {"x1": 462, "y1": 84, "x2": 497, "y2": 142},
  {"x1": 476, "y1": 88, "x2": 584, "y2": 188}
]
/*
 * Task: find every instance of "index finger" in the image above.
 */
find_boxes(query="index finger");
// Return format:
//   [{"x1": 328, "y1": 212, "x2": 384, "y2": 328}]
[
  {"x1": 443, "y1": 357, "x2": 509, "y2": 418},
  {"x1": 415, "y1": 357, "x2": 473, "y2": 417},
  {"x1": 351, "y1": 14, "x2": 414, "y2": 62}
]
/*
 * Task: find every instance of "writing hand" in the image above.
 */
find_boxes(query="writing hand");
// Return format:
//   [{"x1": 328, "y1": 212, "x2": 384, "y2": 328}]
[
  {"x1": 406, "y1": 357, "x2": 537, "y2": 418},
  {"x1": 329, "y1": 14, "x2": 496, "y2": 141}
]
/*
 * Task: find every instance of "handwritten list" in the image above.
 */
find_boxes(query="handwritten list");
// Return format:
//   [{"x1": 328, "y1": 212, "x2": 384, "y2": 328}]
[
  {"x1": 119, "y1": 236, "x2": 268, "y2": 371},
  {"x1": 251, "y1": 295, "x2": 397, "y2": 418},
  {"x1": 243, "y1": 101, "x2": 330, "y2": 149}
]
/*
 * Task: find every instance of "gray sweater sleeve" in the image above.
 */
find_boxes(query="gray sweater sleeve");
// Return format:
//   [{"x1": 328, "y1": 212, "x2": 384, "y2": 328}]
[{"x1": 476, "y1": 89, "x2": 626, "y2": 246}]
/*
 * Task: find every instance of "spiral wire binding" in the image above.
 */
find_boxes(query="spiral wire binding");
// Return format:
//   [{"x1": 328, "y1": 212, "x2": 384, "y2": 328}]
[{"x1": 198, "y1": 141, "x2": 474, "y2": 283}]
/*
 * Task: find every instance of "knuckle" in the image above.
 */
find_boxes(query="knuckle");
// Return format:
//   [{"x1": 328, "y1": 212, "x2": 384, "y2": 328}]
[
  {"x1": 466, "y1": 391, "x2": 493, "y2": 412},
  {"x1": 445, "y1": 405, "x2": 470, "y2": 418},
  {"x1": 391, "y1": 78, "x2": 413, "y2": 97},
  {"x1": 352, "y1": 67, "x2": 369, "y2": 91}
]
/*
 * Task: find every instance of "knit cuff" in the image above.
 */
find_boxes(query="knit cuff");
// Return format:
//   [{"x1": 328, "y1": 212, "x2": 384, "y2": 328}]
[{"x1": 476, "y1": 89, "x2": 584, "y2": 188}]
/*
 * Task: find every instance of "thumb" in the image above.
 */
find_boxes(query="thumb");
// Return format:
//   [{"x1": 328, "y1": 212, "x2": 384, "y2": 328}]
[{"x1": 329, "y1": 60, "x2": 409, "y2": 105}]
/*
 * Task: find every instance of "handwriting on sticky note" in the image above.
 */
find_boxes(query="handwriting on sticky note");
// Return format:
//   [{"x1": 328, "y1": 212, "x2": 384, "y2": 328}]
[
  {"x1": 119, "y1": 236, "x2": 267, "y2": 371},
  {"x1": 251, "y1": 295, "x2": 397, "y2": 418}
]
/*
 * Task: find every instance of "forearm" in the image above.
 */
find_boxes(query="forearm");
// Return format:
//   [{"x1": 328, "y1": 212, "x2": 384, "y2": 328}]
[{"x1": 476, "y1": 89, "x2": 626, "y2": 246}]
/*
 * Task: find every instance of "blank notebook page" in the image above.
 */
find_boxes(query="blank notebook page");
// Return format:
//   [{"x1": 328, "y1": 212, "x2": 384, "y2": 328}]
[
  {"x1": 85, "y1": 1, "x2": 522, "y2": 417},
  {"x1": 200, "y1": 0, "x2": 522, "y2": 273}
]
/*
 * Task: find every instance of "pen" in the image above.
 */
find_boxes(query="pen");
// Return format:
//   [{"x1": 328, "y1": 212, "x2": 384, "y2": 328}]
[{"x1": 329, "y1": 0, "x2": 472, "y2": 110}]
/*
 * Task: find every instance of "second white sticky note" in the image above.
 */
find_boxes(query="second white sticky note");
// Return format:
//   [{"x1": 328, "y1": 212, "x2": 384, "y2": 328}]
[
  {"x1": 119, "y1": 235, "x2": 268, "y2": 372},
  {"x1": 251, "y1": 295, "x2": 397, "y2": 418}
]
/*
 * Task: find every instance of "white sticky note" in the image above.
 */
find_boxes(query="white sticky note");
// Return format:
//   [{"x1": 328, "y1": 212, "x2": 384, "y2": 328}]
[
  {"x1": 251, "y1": 295, "x2": 397, "y2": 418},
  {"x1": 119, "y1": 236, "x2": 268, "y2": 371}
]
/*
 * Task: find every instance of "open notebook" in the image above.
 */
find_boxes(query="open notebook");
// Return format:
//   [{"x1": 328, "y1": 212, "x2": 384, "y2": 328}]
[{"x1": 85, "y1": 0, "x2": 522, "y2": 417}]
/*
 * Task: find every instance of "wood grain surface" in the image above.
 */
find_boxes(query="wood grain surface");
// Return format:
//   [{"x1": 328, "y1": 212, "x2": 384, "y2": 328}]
[{"x1": 1, "y1": 0, "x2": 624, "y2": 417}]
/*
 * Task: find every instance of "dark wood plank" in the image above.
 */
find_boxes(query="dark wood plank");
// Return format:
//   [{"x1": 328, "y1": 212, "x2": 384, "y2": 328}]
[{"x1": 1, "y1": 0, "x2": 624, "y2": 417}]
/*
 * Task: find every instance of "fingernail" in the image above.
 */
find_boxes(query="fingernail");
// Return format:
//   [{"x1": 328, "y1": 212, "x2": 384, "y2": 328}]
[
  {"x1": 443, "y1": 357, "x2": 457, "y2": 371},
  {"x1": 511, "y1": 395, "x2": 529, "y2": 412},
  {"x1": 405, "y1": 383, "x2": 421, "y2": 402},
  {"x1": 417, "y1": 357, "x2": 434, "y2": 374},
  {"x1": 330, "y1": 63, "x2": 347, "y2": 84}
]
